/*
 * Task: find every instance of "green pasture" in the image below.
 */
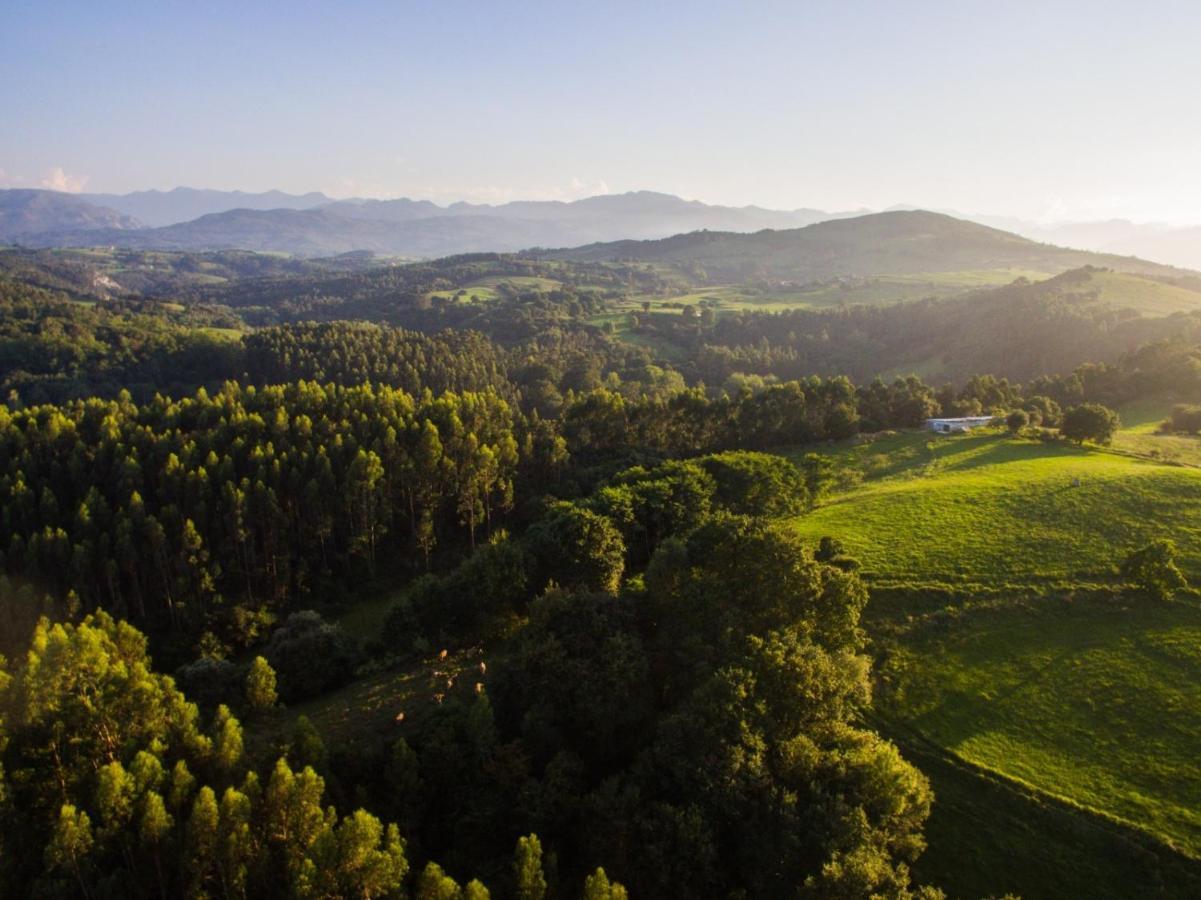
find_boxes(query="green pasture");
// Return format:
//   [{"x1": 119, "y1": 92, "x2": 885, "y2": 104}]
[
  {"x1": 883, "y1": 597, "x2": 1201, "y2": 858},
  {"x1": 790, "y1": 431, "x2": 1201, "y2": 585}
]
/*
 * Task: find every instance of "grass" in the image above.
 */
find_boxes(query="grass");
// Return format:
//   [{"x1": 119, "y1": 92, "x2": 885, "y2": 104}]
[
  {"x1": 1086, "y1": 270, "x2": 1201, "y2": 315},
  {"x1": 881, "y1": 597, "x2": 1201, "y2": 859},
  {"x1": 615, "y1": 269, "x2": 1052, "y2": 316},
  {"x1": 789, "y1": 431, "x2": 1201, "y2": 585},
  {"x1": 1108, "y1": 397, "x2": 1201, "y2": 466},
  {"x1": 426, "y1": 275, "x2": 561, "y2": 304},
  {"x1": 890, "y1": 720, "x2": 1201, "y2": 899},
  {"x1": 784, "y1": 424, "x2": 1201, "y2": 877}
]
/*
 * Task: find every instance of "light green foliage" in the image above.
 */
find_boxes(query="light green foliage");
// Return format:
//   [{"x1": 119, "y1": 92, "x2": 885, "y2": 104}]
[
  {"x1": 212, "y1": 704, "x2": 245, "y2": 775},
  {"x1": 303, "y1": 809, "x2": 408, "y2": 899},
  {"x1": 44, "y1": 804, "x2": 93, "y2": 880},
  {"x1": 416, "y1": 860, "x2": 463, "y2": 900},
  {"x1": 245, "y1": 655, "x2": 279, "y2": 711},
  {"x1": 513, "y1": 834, "x2": 547, "y2": 900},
  {"x1": 582, "y1": 867, "x2": 628, "y2": 900}
]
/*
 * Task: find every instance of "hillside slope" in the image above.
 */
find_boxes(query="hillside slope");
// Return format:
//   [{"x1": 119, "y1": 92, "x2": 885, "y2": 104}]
[
  {"x1": 544, "y1": 210, "x2": 1192, "y2": 281},
  {"x1": 786, "y1": 427, "x2": 1201, "y2": 870}
]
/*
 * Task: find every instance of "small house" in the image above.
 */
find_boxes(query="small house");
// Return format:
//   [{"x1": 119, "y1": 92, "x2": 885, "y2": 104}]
[{"x1": 924, "y1": 416, "x2": 995, "y2": 434}]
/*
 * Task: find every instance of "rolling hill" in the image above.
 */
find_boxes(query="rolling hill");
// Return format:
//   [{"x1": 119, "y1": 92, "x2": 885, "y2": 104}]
[
  {"x1": 782, "y1": 424, "x2": 1201, "y2": 894},
  {"x1": 543, "y1": 210, "x2": 1193, "y2": 282}
]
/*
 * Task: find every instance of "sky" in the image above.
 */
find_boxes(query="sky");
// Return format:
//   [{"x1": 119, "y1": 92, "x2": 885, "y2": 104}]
[{"x1": 3, "y1": 0, "x2": 1200, "y2": 223}]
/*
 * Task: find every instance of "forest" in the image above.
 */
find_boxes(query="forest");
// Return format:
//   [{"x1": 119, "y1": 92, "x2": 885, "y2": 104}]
[{"x1": 0, "y1": 244, "x2": 1200, "y2": 898}]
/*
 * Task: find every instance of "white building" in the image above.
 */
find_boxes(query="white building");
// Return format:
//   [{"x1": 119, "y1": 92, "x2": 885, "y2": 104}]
[{"x1": 924, "y1": 416, "x2": 996, "y2": 434}]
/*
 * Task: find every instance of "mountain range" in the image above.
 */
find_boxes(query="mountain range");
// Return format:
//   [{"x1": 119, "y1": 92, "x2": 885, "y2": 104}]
[{"x1": 2, "y1": 187, "x2": 1199, "y2": 269}]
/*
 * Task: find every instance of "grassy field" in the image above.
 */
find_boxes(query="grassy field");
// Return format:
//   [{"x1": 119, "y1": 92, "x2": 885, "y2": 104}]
[
  {"x1": 607, "y1": 268, "x2": 1049, "y2": 320},
  {"x1": 894, "y1": 720, "x2": 1201, "y2": 899},
  {"x1": 790, "y1": 431, "x2": 1201, "y2": 585},
  {"x1": 881, "y1": 597, "x2": 1201, "y2": 859},
  {"x1": 1086, "y1": 270, "x2": 1201, "y2": 315},
  {"x1": 782, "y1": 423, "x2": 1201, "y2": 881},
  {"x1": 427, "y1": 275, "x2": 561, "y2": 304}
]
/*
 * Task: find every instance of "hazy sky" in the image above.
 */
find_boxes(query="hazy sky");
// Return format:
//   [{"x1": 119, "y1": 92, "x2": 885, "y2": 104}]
[{"x1": 3, "y1": 0, "x2": 1200, "y2": 223}]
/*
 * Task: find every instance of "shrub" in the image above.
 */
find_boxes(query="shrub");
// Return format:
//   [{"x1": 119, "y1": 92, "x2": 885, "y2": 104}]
[
  {"x1": 1006, "y1": 409, "x2": 1030, "y2": 433},
  {"x1": 1120, "y1": 540, "x2": 1187, "y2": 602},
  {"x1": 1167, "y1": 404, "x2": 1201, "y2": 434},
  {"x1": 265, "y1": 610, "x2": 360, "y2": 701},
  {"x1": 1061, "y1": 403, "x2": 1120, "y2": 444},
  {"x1": 174, "y1": 656, "x2": 242, "y2": 710}
]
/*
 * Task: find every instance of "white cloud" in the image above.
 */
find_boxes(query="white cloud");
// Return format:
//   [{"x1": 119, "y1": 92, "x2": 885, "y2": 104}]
[
  {"x1": 39, "y1": 166, "x2": 89, "y2": 193},
  {"x1": 0, "y1": 167, "x2": 25, "y2": 188}
]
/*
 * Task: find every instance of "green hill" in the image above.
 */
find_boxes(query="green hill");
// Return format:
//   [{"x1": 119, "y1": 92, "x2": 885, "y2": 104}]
[
  {"x1": 783, "y1": 425, "x2": 1201, "y2": 885},
  {"x1": 545, "y1": 210, "x2": 1193, "y2": 283},
  {"x1": 792, "y1": 431, "x2": 1201, "y2": 586}
]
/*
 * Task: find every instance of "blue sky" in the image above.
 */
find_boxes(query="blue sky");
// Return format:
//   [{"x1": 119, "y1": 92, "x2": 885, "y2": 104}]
[{"x1": 3, "y1": 0, "x2": 1200, "y2": 222}]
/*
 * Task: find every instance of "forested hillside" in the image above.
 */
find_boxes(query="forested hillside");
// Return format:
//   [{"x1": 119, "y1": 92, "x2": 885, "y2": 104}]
[
  {"x1": 542, "y1": 210, "x2": 1189, "y2": 281},
  {"x1": 1, "y1": 237, "x2": 1201, "y2": 898}
]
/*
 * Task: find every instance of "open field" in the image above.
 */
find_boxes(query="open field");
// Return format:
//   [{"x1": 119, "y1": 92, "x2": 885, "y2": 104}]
[
  {"x1": 605, "y1": 269, "x2": 1050, "y2": 320},
  {"x1": 426, "y1": 274, "x2": 561, "y2": 303},
  {"x1": 789, "y1": 431, "x2": 1201, "y2": 585},
  {"x1": 893, "y1": 720, "x2": 1201, "y2": 899},
  {"x1": 1085, "y1": 269, "x2": 1201, "y2": 315},
  {"x1": 784, "y1": 424, "x2": 1201, "y2": 880},
  {"x1": 881, "y1": 597, "x2": 1201, "y2": 859}
]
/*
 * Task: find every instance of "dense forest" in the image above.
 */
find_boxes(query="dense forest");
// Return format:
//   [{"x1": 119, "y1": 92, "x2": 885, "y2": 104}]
[{"x1": 1, "y1": 245, "x2": 1200, "y2": 897}]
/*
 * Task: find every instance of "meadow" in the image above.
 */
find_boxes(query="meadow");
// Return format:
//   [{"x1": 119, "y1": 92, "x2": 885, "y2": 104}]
[
  {"x1": 790, "y1": 431, "x2": 1201, "y2": 585},
  {"x1": 784, "y1": 422, "x2": 1201, "y2": 894},
  {"x1": 425, "y1": 274, "x2": 561, "y2": 303}
]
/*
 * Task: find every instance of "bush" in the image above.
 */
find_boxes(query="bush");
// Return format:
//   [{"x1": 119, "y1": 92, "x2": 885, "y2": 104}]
[
  {"x1": 265, "y1": 610, "x2": 360, "y2": 701},
  {"x1": 174, "y1": 656, "x2": 242, "y2": 710},
  {"x1": 1166, "y1": 404, "x2": 1201, "y2": 434},
  {"x1": 1120, "y1": 539, "x2": 1187, "y2": 602},
  {"x1": 1061, "y1": 403, "x2": 1120, "y2": 444},
  {"x1": 1005, "y1": 409, "x2": 1030, "y2": 433},
  {"x1": 387, "y1": 532, "x2": 529, "y2": 647}
]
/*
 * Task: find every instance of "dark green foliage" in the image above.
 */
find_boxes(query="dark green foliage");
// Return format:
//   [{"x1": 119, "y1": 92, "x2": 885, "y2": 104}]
[
  {"x1": 524, "y1": 504, "x2": 625, "y2": 594},
  {"x1": 1023, "y1": 395, "x2": 1062, "y2": 427},
  {"x1": 265, "y1": 611, "x2": 360, "y2": 702},
  {"x1": 1061, "y1": 402, "x2": 1121, "y2": 444},
  {"x1": 0, "y1": 381, "x2": 522, "y2": 657},
  {"x1": 386, "y1": 531, "x2": 529, "y2": 647},
  {"x1": 174, "y1": 655, "x2": 243, "y2": 710},
  {"x1": 1120, "y1": 539, "x2": 1187, "y2": 601},
  {"x1": 494, "y1": 591, "x2": 654, "y2": 769},
  {"x1": 1006, "y1": 409, "x2": 1030, "y2": 433},
  {"x1": 696, "y1": 450, "x2": 808, "y2": 518},
  {"x1": 1166, "y1": 404, "x2": 1201, "y2": 434}
]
